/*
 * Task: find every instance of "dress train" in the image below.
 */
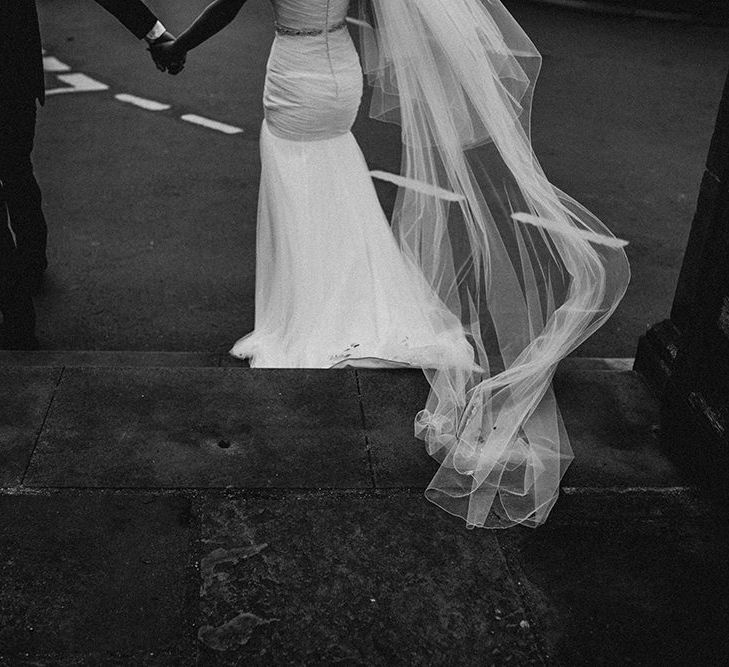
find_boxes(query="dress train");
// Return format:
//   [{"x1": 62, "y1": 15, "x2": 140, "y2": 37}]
[{"x1": 230, "y1": 120, "x2": 476, "y2": 371}]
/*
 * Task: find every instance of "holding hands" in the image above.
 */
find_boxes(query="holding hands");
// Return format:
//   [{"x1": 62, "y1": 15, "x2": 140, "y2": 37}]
[
  {"x1": 149, "y1": 32, "x2": 186, "y2": 75},
  {"x1": 147, "y1": 0, "x2": 249, "y2": 75}
]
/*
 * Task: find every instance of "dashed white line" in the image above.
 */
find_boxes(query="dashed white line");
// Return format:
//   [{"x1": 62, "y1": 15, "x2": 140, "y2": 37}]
[
  {"x1": 180, "y1": 114, "x2": 243, "y2": 135},
  {"x1": 115, "y1": 93, "x2": 171, "y2": 111},
  {"x1": 42, "y1": 50, "x2": 243, "y2": 136},
  {"x1": 43, "y1": 56, "x2": 71, "y2": 72},
  {"x1": 46, "y1": 73, "x2": 109, "y2": 96}
]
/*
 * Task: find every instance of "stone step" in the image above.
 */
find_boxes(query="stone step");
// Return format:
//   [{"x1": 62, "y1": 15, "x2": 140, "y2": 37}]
[
  {"x1": 0, "y1": 350, "x2": 634, "y2": 370},
  {"x1": 0, "y1": 355, "x2": 683, "y2": 492}
]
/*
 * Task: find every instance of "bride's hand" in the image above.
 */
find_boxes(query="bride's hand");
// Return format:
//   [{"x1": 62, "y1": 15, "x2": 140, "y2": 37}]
[{"x1": 150, "y1": 39, "x2": 187, "y2": 75}]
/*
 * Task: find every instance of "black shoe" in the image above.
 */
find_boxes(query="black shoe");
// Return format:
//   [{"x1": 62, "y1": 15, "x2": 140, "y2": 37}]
[
  {"x1": 0, "y1": 288, "x2": 38, "y2": 350},
  {"x1": 0, "y1": 326, "x2": 39, "y2": 350}
]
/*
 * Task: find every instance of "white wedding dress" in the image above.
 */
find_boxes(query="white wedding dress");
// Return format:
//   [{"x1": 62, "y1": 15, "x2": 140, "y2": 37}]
[
  {"x1": 229, "y1": 0, "x2": 476, "y2": 370},
  {"x1": 229, "y1": 0, "x2": 630, "y2": 529}
]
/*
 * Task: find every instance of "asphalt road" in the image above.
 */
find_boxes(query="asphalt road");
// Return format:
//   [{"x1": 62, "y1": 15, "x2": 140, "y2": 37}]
[{"x1": 33, "y1": 0, "x2": 729, "y2": 356}]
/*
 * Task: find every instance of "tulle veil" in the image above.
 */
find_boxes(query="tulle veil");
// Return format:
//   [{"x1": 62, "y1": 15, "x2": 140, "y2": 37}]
[{"x1": 351, "y1": 0, "x2": 630, "y2": 528}]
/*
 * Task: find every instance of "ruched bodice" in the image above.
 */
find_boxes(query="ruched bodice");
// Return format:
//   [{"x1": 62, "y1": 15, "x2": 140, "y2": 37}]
[
  {"x1": 270, "y1": 0, "x2": 350, "y2": 30},
  {"x1": 263, "y1": 0, "x2": 362, "y2": 141}
]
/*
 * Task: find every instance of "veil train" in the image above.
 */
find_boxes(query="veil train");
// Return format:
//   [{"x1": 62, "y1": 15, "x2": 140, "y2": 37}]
[{"x1": 353, "y1": 0, "x2": 630, "y2": 528}]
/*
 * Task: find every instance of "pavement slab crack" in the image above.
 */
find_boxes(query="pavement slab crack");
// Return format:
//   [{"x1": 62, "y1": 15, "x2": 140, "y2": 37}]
[
  {"x1": 20, "y1": 366, "x2": 65, "y2": 486},
  {"x1": 496, "y1": 534, "x2": 553, "y2": 666},
  {"x1": 354, "y1": 370, "x2": 377, "y2": 488}
]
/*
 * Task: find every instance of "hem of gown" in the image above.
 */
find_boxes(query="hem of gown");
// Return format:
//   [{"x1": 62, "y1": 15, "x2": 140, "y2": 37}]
[
  {"x1": 228, "y1": 334, "x2": 482, "y2": 372},
  {"x1": 229, "y1": 347, "x2": 421, "y2": 370}
]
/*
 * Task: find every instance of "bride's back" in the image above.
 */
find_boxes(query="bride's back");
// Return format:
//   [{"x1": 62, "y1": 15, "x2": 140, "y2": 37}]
[
  {"x1": 263, "y1": 0, "x2": 363, "y2": 141},
  {"x1": 269, "y1": 0, "x2": 350, "y2": 29}
]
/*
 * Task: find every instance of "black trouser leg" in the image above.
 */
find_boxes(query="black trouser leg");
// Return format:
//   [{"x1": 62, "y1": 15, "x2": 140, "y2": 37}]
[
  {"x1": 0, "y1": 97, "x2": 48, "y2": 285},
  {"x1": 0, "y1": 282, "x2": 36, "y2": 348},
  {"x1": 0, "y1": 97, "x2": 40, "y2": 348}
]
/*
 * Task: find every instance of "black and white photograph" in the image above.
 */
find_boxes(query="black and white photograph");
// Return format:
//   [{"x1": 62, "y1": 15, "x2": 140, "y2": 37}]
[{"x1": 1, "y1": 0, "x2": 728, "y2": 664}]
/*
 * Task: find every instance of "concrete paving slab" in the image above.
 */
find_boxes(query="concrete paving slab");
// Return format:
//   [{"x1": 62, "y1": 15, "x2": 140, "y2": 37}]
[
  {"x1": 359, "y1": 368, "x2": 682, "y2": 489},
  {"x1": 356, "y1": 369, "x2": 435, "y2": 488},
  {"x1": 555, "y1": 487, "x2": 703, "y2": 522},
  {"x1": 0, "y1": 491, "x2": 196, "y2": 665},
  {"x1": 498, "y1": 489, "x2": 729, "y2": 665},
  {"x1": 0, "y1": 367, "x2": 61, "y2": 487},
  {"x1": 556, "y1": 370, "x2": 682, "y2": 487},
  {"x1": 25, "y1": 368, "x2": 370, "y2": 488},
  {"x1": 196, "y1": 490, "x2": 542, "y2": 665}
]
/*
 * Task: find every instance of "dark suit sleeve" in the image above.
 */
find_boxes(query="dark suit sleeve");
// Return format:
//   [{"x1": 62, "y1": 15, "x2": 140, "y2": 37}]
[{"x1": 93, "y1": 0, "x2": 159, "y2": 40}]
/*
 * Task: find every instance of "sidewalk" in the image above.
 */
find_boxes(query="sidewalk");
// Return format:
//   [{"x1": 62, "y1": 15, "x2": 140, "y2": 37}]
[{"x1": 1, "y1": 354, "x2": 727, "y2": 665}]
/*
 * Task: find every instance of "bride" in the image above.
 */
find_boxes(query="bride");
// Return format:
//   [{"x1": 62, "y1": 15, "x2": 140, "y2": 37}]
[{"x1": 154, "y1": 0, "x2": 630, "y2": 529}]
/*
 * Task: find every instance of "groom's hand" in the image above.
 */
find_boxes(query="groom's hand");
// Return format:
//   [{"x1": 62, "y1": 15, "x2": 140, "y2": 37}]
[{"x1": 149, "y1": 32, "x2": 186, "y2": 75}]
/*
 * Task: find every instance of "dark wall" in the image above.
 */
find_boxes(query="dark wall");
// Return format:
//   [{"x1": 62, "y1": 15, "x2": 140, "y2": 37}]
[{"x1": 635, "y1": 68, "x2": 729, "y2": 493}]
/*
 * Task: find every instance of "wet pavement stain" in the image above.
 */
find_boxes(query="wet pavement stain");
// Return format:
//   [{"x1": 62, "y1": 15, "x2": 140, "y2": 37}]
[
  {"x1": 198, "y1": 611, "x2": 279, "y2": 652},
  {"x1": 200, "y1": 543, "x2": 269, "y2": 597}
]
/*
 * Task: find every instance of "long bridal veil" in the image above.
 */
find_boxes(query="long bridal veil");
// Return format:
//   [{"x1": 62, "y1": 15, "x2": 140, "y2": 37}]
[{"x1": 355, "y1": 0, "x2": 630, "y2": 528}]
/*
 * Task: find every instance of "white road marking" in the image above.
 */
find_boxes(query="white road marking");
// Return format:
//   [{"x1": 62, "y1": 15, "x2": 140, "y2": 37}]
[
  {"x1": 115, "y1": 93, "x2": 171, "y2": 111},
  {"x1": 42, "y1": 51, "x2": 242, "y2": 136},
  {"x1": 43, "y1": 56, "x2": 71, "y2": 72},
  {"x1": 180, "y1": 114, "x2": 243, "y2": 135},
  {"x1": 46, "y1": 73, "x2": 109, "y2": 96},
  {"x1": 345, "y1": 17, "x2": 374, "y2": 31}
]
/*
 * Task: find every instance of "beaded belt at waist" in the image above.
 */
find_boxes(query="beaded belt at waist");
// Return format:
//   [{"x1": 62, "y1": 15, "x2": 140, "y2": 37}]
[{"x1": 273, "y1": 19, "x2": 348, "y2": 37}]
